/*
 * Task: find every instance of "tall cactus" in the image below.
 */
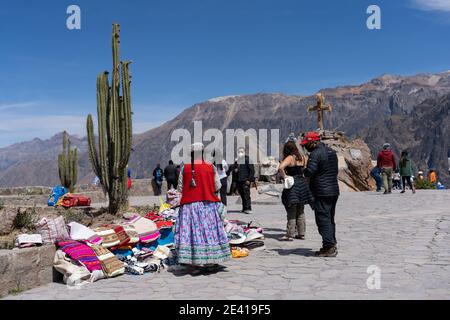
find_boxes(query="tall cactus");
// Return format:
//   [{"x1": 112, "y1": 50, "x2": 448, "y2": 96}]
[
  {"x1": 58, "y1": 131, "x2": 78, "y2": 193},
  {"x1": 86, "y1": 23, "x2": 133, "y2": 215}
]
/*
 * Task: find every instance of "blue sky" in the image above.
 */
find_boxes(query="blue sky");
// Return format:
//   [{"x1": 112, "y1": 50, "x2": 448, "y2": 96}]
[{"x1": 1, "y1": 0, "x2": 450, "y2": 147}]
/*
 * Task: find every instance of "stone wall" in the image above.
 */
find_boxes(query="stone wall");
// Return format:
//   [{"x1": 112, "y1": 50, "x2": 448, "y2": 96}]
[{"x1": 0, "y1": 245, "x2": 56, "y2": 298}]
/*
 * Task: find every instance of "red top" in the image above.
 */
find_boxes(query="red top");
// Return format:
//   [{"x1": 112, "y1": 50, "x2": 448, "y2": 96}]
[
  {"x1": 180, "y1": 161, "x2": 220, "y2": 205},
  {"x1": 377, "y1": 150, "x2": 397, "y2": 170}
]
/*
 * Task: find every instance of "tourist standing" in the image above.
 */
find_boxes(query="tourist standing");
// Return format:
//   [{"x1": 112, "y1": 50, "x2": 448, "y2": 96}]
[
  {"x1": 370, "y1": 165, "x2": 383, "y2": 192},
  {"x1": 278, "y1": 141, "x2": 313, "y2": 241},
  {"x1": 174, "y1": 143, "x2": 231, "y2": 271},
  {"x1": 302, "y1": 132, "x2": 340, "y2": 257},
  {"x1": 236, "y1": 148, "x2": 255, "y2": 214},
  {"x1": 127, "y1": 165, "x2": 132, "y2": 190},
  {"x1": 377, "y1": 143, "x2": 397, "y2": 194},
  {"x1": 164, "y1": 160, "x2": 178, "y2": 190},
  {"x1": 153, "y1": 164, "x2": 164, "y2": 195},
  {"x1": 399, "y1": 151, "x2": 416, "y2": 194}
]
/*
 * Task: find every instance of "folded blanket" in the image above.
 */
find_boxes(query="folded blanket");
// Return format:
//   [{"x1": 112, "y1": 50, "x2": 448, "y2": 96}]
[
  {"x1": 128, "y1": 216, "x2": 160, "y2": 244},
  {"x1": 94, "y1": 226, "x2": 120, "y2": 248},
  {"x1": 36, "y1": 216, "x2": 70, "y2": 244},
  {"x1": 57, "y1": 240, "x2": 102, "y2": 272},
  {"x1": 113, "y1": 225, "x2": 130, "y2": 246},
  {"x1": 68, "y1": 222, "x2": 102, "y2": 245},
  {"x1": 122, "y1": 224, "x2": 139, "y2": 244},
  {"x1": 91, "y1": 245, "x2": 125, "y2": 278},
  {"x1": 15, "y1": 234, "x2": 43, "y2": 248}
]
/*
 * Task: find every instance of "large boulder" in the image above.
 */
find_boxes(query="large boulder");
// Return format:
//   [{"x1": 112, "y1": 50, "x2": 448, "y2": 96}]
[
  {"x1": 0, "y1": 208, "x2": 18, "y2": 236},
  {"x1": 323, "y1": 137, "x2": 375, "y2": 191}
]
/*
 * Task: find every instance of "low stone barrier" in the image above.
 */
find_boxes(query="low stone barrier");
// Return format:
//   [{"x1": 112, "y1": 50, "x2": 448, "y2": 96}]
[{"x1": 0, "y1": 245, "x2": 56, "y2": 298}]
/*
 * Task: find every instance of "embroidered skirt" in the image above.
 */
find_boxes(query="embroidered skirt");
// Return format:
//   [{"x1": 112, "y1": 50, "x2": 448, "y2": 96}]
[{"x1": 174, "y1": 201, "x2": 231, "y2": 265}]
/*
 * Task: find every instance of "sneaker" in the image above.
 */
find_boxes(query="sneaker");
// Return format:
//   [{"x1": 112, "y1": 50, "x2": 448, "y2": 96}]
[
  {"x1": 400, "y1": 190, "x2": 405, "y2": 194},
  {"x1": 243, "y1": 210, "x2": 253, "y2": 214},
  {"x1": 295, "y1": 235, "x2": 305, "y2": 240},
  {"x1": 315, "y1": 246, "x2": 338, "y2": 257},
  {"x1": 383, "y1": 191, "x2": 389, "y2": 195}
]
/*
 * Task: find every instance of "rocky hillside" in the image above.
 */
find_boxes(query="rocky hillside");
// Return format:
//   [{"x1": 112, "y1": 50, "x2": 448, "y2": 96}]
[{"x1": 0, "y1": 71, "x2": 449, "y2": 187}]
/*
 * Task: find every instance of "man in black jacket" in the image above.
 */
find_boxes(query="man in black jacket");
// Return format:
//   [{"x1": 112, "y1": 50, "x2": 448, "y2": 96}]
[
  {"x1": 236, "y1": 148, "x2": 255, "y2": 214},
  {"x1": 302, "y1": 132, "x2": 340, "y2": 257},
  {"x1": 164, "y1": 160, "x2": 178, "y2": 190}
]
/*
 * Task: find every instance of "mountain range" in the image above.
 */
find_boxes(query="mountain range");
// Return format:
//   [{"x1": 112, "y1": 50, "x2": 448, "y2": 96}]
[{"x1": 0, "y1": 71, "x2": 449, "y2": 187}]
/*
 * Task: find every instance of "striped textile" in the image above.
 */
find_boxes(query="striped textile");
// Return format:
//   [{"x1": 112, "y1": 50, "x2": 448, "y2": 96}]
[
  {"x1": 91, "y1": 245, "x2": 125, "y2": 278},
  {"x1": 57, "y1": 240, "x2": 102, "y2": 272}
]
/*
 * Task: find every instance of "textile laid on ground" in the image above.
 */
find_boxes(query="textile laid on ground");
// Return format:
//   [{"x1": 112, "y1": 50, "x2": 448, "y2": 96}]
[
  {"x1": 36, "y1": 216, "x2": 70, "y2": 244},
  {"x1": 128, "y1": 216, "x2": 160, "y2": 243},
  {"x1": 57, "y1": 240, "x2": 103, "y2": 272},
  {"x1": 15, "y1": 234, "x2": 43, "y2": 248},
  {"x1": 53, "y1": 250, "x2": 93, "y2": 286},
  {"x1": 122, "y1": 224, "x2": 139, "y2": 244},
  {"x1": 93, "y1": 226, "x2": 121, "y2": 248},
  {"x1": 174, "y1": 201, "x2": 231, "y2": 265},
  {"x1": 225, "y1": 220, "x2": 264, "y2": 248},
  {"x1": 68, "y1": 222, "x2": 102, "y2": 245},
  {"x1": 91, "y1": 245, "x2": 125, "y2": 278},
  {"x1": 113, "y1": 225, "x2": 131, "y2": 247}
]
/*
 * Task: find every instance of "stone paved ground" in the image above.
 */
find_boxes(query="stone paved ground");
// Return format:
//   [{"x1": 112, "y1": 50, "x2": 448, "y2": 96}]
[{"x1": 4, "y1": 190, "x2": 450, "y2": 300}]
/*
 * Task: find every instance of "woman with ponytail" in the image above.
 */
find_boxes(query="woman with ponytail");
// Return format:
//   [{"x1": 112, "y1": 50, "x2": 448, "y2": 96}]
[{"x1": 174, "y1": 143, "x2": 231, "y2": 272}]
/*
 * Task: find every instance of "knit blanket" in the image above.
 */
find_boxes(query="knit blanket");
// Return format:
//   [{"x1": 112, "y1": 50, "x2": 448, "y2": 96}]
[{"x1": 57, "y1": 240, "x2": 102, "y2": 272}]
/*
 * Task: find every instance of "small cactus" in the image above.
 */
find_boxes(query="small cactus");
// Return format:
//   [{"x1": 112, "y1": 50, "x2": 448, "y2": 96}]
[{"x1": 58, "y1": 131, "x2": 78, "y2": 193}]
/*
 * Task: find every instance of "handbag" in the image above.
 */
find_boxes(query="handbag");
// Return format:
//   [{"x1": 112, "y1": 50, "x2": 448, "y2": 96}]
[{"x1": 283, "y1": 176, "x2": 295, "y2": 189}]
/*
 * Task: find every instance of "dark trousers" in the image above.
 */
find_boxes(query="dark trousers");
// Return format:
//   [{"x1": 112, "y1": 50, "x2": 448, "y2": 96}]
[
  {"x1": 167, "y1": 179, "x2": 177, "y2": 190},
  {"x1": 237, "y1": 181, "x2": 252, "y2": 211},
  {"x1": 314, "y1": 196, "x2": 338, "y2": 249},
  {"x1": 371, "y1": 173, "x2": 382, "y2": 191},
  {"x1": 402, "y1": 176, "x2": 413, "y2": 190},
  {"x1": 220, "y1": 177, "x2": 228, "y2": 206},
  {"x1": 229, "y1": 179, "x2": 238, "y2": 195}
]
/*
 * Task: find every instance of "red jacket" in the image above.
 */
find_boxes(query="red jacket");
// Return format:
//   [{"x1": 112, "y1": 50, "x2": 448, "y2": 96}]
[
  {"x1": 377, "y1": 150, "x2": 396, "y2": 170},
  {"x1": 180, "y1": 162, "x2": 220, "y2": 205}
]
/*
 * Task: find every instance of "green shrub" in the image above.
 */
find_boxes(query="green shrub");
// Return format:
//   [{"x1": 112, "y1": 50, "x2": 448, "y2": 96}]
[
  {"x1": 13, "y1": 206, "x2": 38, "y2": 231},
  {"x1": 415, "y1": 179, "x2": 437, "y2": 190},
  {"x1": 0, "y1": 199, "x2": 4, "y2": 210}
]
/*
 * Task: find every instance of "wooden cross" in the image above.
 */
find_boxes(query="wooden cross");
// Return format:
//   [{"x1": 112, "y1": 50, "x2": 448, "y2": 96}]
[{"x1": 307, "y1": 93, "x2": 332, "y2": 131}]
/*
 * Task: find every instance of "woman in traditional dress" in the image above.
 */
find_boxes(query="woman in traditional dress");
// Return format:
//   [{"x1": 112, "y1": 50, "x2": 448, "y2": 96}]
[{"x1": 174, "y1": 143, "x2": 231, "y2": 271}]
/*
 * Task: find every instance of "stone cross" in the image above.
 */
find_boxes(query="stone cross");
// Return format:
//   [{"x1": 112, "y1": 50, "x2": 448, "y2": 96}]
[{"x1": 307, "y1": 93, "x2": 332, "y2": 131}]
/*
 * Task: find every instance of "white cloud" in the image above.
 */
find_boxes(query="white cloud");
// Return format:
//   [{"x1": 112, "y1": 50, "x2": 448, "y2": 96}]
[
  {"x1": 0, "y1": 101, "x2": 39, "y2": 111},
  {"x1": 412, "y1": 0, "x2": 450, "y2": 12}
]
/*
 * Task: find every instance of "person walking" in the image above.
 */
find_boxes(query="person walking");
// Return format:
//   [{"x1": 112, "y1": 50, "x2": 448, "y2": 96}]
[
  {"x1": 236, "y1": 148, "x2": 255, "y2": 214},
  {"x1": 127, "y1": 165, "x2": 133, "y2": 190},
  {"x1": 302, "y1": 132, "x2": 340, "y2": 257},
  {"x1": 370, "y1": 165, "x2": 383, "y2": 192},
  {"x1": 399, "y1": 151, "x2": 416, "y2": 194},
  {"x1": 174, "y1": 143, "x2": 231, "y2": 272},
  {"x1": 164, "y1": 160, "x2": 178, "y2": 190},
  {"x1": 153, "y1": 163, "x2": 164, "y2": 196},
  {"x1": 278, "y1": 141, "x2": 314, "y2": 241},
  {"x1": 212, "y1": 150, "x2": 229, "y2": 206},
  {"x1": 377, "y1": 143, "x2": 397, "y2": 194}
]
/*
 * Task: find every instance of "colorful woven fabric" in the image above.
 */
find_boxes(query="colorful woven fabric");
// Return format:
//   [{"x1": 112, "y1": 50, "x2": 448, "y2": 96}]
[
  {"x1": 57, "y1": 240, "x2": 102, "y2": 272},
  {"x1": 113, "y1": 225, "x2": 130, "y2": 246},
  {"x1": 94, "y1": 226, "x2": 120, "y2": 248},
  {"x1": 128, "y1": 216, "x2": 160, "y2": 244},
  {"x1": 122, "y1": 224, "x2": 139, "y2": 244},
  {"x1": 174, "y1": 201, "x2": 231, "y2": 265},
  {"x1": 91, "y1": 245, "x2": 125, "y2": 278},
  {"x1": 36, "y1": 216, "x2": 70, "y2": 244}
]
